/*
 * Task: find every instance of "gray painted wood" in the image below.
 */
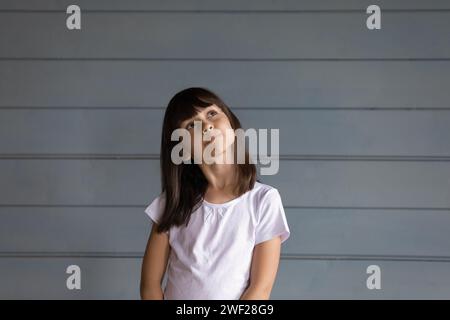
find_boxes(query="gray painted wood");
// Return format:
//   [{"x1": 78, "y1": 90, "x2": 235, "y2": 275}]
[
  {"x1": 0, "y1": 0, "x2": 449, "y2": 299},
  {"x1": 1, "y1": 0, "x2": 450, "y2": 11},
  {"x1": 1, "y1": 109, "x2": 450, "y2": 155},
  {"x1": 1, "y1": 258, "x2": 450, "y2": 299},
  {"x1": 276, "y1": 259, "x2": 450, "y2": 299},
  {"x1": 1, "y1": 159, "x2": 450, "y2": 207},
  {"x1": 1, "y1": 12, "x2": 449, "y2": 59},
  {"x1": 1, "y1": 61, "x2": 450, "y2": 109},
  {"x1": 2, "y1": 207, "x2": 450, "y2": 258}
]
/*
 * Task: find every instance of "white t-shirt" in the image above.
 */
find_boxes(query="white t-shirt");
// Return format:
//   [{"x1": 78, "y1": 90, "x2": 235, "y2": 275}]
[{"x1": 144, "y1": 181, "x2": 291, "y2": 300}]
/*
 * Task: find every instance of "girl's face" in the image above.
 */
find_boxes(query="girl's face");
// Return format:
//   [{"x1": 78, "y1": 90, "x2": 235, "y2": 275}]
[{"x1": 179, "y1": 104, "x2": 235, "y2": 162}]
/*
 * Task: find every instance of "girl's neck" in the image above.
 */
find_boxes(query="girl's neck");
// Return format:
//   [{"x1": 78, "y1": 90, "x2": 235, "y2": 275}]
[
  {"x1": 200, "y1": 163, "x2": 240, "y2": 203},
  {"x1": 199, "y1": 159, "x2": 236, "y2": 187}
]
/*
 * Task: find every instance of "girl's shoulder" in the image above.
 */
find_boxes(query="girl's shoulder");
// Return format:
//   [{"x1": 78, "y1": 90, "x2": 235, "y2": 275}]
[
  {"x1": 251, "y1": 181, "x2": 278, "y2": 197},
  {"x1": 252, "y1": 182, "x2": 290, "y2": 245},
  {"x1": 144, "y1": 191, "x2": 166, "y2": 224},
  {"x1": 251, "y1": 181, "x2": 281, "y2": 200},
  {"x1": 145, "y1": 191, "x2": 166, "y2": 208}
]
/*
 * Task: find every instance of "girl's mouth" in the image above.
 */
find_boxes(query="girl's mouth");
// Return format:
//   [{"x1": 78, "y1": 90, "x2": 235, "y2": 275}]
[{"x1": 204, "y1": 132, "x2": 221, "y2": 145}]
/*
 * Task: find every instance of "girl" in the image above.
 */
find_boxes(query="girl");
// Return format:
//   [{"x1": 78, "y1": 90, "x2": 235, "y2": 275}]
[{"x1": 140, "y1": 87, "x2": 290, "y2": 300}]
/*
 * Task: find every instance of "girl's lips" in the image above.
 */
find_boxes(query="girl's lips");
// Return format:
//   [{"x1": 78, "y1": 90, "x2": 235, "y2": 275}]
[{"x1": 204, "y1": 132, "x2": 221, "y2": 144}]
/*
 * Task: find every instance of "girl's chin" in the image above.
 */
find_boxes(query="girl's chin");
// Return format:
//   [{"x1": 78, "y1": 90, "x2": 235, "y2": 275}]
[{"x1": 196, "y1": 149, "x2": 228, "y2": 163}]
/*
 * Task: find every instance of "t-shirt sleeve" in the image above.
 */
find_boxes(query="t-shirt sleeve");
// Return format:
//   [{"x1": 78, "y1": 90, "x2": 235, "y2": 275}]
[
  {"x1": 255, "y1": 188, "x2": 291, "y2": 245},
  {"x1": 144, "y1": 193, "x2": 169, "y2": 234}
]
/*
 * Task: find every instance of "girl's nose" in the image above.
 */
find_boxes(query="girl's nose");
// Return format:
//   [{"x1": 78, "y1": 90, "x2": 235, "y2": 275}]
[{"x1": 203, "y1": 124, "x2": 213, "y2": 135}]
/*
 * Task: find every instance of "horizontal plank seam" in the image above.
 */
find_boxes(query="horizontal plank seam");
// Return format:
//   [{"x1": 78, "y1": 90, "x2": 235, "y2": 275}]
[
  {"x1": 2, "y1": 58, "x2": 450, "y2": 61},
  {"x1": 1, "y1": 204, "x2": 450, "y2": 210},
  {"x1": 1, "y1": 252, "x2": 450, "y2": 262},
  {"x1": 1, "y1": 107, "x2": 450, "y2": 110},
  {"x1": 1, "y1": 9, "x2": 450, "y2": 13},
  {"x1": 1, "y1": 154, "x2": 450, "y2": 161}
]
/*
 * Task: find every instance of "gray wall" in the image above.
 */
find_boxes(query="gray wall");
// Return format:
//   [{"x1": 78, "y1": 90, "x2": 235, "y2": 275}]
[{"x1": 1, "y1": 0, "x2": 450, "y2": 299}]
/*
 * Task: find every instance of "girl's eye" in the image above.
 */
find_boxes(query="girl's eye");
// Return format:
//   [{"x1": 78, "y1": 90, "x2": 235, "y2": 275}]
[{"x1": 185, "y1": 111, "x2": 217, "y2": 129}]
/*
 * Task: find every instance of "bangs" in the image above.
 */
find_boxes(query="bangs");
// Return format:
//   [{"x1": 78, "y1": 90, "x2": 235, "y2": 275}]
[{"x1": 169, "y1": 92, "x2": 221, "y2": 128}]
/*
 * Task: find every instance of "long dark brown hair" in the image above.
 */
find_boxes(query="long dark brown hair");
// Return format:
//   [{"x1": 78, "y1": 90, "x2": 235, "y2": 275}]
[{"x1": 154, "y1": 87, "x2": 258, "y2": 233}]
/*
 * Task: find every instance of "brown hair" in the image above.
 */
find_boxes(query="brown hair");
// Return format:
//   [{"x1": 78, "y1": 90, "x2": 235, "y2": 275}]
[{"x1": 155, "y1": 87, "x2": 258, "y2": 233}]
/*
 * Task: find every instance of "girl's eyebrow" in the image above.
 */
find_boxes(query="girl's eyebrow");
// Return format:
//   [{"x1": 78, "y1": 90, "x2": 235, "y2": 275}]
[{"x1": 196, "y1": 105, "x2": 217, "y2": 116}]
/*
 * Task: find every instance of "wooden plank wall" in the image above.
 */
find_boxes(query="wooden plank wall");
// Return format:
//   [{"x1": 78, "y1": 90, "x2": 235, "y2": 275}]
[{"x1": 0, "y1": 0, "x2": 449, "y2": 299}]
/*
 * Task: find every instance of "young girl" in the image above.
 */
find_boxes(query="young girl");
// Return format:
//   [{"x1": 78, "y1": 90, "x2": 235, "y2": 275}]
[{"x1": 140, "y1": 87, "x2": 290, "y2": 300}]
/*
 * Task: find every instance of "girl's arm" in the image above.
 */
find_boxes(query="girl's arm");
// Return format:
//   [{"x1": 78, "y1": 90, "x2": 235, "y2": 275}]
[
  {"x1": 140, "y1": 223, "x2": 171, "y2": 300},
  {"x1": 240, "y1": 236, "x2": 282, "y2": 300}
]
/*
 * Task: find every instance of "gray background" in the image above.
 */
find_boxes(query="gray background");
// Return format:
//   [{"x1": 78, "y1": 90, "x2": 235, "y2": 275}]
[{"x1": 1, "y1": 0, "x2": 450, "y2": 299}]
